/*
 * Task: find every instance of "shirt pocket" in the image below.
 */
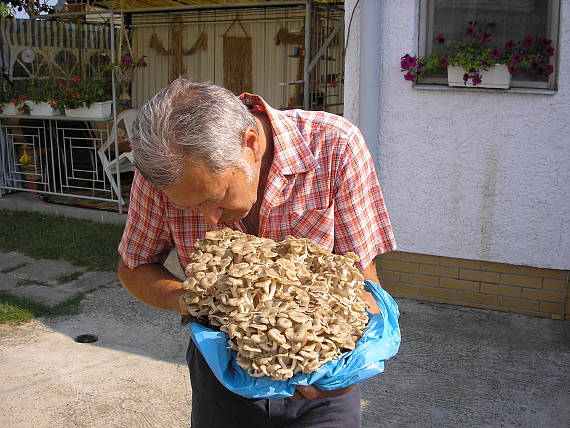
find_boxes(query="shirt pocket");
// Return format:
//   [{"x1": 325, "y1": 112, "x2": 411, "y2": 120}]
[{"x1": 288, "y1": 203, "x2": 335, "y2": 251}]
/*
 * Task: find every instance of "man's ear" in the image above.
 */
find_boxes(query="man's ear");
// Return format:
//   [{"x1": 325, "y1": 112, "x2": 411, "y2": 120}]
[{"x1": 242, "y1": 126, "x2": 262, "y2": 163}]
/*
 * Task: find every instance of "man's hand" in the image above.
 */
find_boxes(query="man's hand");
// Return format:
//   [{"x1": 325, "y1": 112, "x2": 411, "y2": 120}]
[{"x1": 290, "y1": 385, "x2": 355, "y2": 400}]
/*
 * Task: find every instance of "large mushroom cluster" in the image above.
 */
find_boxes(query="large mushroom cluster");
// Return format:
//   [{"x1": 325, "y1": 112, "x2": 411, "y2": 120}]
[{"x1": 182, "y1": 228, "x2": 369, "y2": 380}]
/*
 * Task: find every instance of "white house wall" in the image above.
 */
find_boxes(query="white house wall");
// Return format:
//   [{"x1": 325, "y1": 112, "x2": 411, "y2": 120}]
[
  {"x1": 344, "y1": 0, "x2": 570, "y2": 270},
  {"x1": 130, "y1": 8, "x2": 305, "y2": 110}
]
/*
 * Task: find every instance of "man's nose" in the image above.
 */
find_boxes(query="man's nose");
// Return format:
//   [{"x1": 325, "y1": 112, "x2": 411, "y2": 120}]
[{"x1": 200, "y1": 207, "x2": 223, "y2": 226}]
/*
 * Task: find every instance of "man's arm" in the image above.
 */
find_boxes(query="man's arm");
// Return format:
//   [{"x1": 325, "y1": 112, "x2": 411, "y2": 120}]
[
  {"x1": 361, "y1": 259, "x2": 381, "y2": 314},
  {"x1": 117, "y1": 259, "x2": 189, "y2": 314}
]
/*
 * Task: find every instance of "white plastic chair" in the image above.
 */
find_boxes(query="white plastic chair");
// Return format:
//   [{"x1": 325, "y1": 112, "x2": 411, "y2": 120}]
[{"x1": 97, "y1": 109, "x2": 138, "y2": 203}]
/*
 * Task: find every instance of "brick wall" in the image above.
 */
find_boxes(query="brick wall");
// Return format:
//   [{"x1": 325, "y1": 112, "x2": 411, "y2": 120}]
[{"x1": 376, "y1": 252, "x2": 570, "y2": 320}]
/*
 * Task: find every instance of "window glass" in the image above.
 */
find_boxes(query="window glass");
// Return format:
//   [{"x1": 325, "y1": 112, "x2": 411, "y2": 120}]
[{"x1": 423, "y1": 0, "x2": 557, "y2": 87}]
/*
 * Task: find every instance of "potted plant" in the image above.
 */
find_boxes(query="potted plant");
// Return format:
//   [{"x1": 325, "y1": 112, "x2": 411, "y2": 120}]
[
  {"x1": 0, "y1": 76, "x2": 17, "y2": 114},
  {"x1": 105, "y1": 53, "x2": 148, "y2": 105},
  {"x1": 400, "y1": 23, "x2": 555, "y2": 88},
  {"x1": 61, "y1": 76, "x2": 111, "y2": 118},
  {"x1": 24, "y1": 79, "x2": 64, "y2": 116}
]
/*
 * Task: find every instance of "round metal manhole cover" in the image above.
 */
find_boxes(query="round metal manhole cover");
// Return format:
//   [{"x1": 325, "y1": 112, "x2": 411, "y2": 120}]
[{"x1": 74, "y1": 334, "x2": 98, "y2": 343}]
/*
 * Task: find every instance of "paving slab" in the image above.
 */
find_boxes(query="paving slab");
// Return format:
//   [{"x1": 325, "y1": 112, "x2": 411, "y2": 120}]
[
  {"x1": 8, "y1": 284, "x2": 74, "y2": 307},
  {"x1": 0, "y1": 272, "x2": 20, "y2": 292},
  {"x1": 58, "y1": 271, "x2": 120, "y2": 293},
  {"x1": 0, "y1": 251, "x2": 34, "y2": 271},
  {"x1": 9, "y1": 259, "x2": 83, "y2": 283}
]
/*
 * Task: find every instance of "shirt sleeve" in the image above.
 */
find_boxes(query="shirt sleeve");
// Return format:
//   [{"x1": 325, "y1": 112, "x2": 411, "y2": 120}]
[
  {"x1": 333, "y1": 128, "x2": 397, "y2": 270},
  {"x1": 118, "y1": 170, "x2": 173, "y2": 269}
]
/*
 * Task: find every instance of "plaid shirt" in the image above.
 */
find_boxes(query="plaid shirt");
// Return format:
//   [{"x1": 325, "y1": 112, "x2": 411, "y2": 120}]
[{"x1": 119, "y1": 94, "x2": 396, "y2": 272}]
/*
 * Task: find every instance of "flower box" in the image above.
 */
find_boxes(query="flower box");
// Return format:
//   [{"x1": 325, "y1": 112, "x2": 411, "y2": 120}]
[
  {"x1": 65, "y1": 101, "x2": 112, "y2": 119},
  {"x1": 25, "y1": 101, "x2": 60, "y2": 116},
  {"x1": 447, "y1": 64, "x2": 511, "y2": 89},
  {"x1": 1, "y1": 103, "x2": 17, "y2": 115}
]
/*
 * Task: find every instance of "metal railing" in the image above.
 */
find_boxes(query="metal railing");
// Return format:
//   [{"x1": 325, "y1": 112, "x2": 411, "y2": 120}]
[{"x1": 0, "y1": 113, "x2": 128, "y2": 212}]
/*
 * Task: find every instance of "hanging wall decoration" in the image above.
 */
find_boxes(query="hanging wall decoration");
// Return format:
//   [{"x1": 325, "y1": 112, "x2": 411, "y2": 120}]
[
  {"x1": 150, "y1": 20, "x2": 207, "y2": 83},
  {"x1": 223, "y1": 17, "x2": 252, "y2": 95}
]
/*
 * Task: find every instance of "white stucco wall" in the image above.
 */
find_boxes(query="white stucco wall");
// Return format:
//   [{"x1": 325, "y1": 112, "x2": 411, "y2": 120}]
[{"x1": 345, "y1": 0, "x2": 570, "y2": 270}]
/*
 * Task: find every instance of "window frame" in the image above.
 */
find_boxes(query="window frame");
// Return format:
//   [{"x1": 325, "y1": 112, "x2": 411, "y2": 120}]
[{"x1": 417, "y1": 0, "x2": 560, "y2": 90}]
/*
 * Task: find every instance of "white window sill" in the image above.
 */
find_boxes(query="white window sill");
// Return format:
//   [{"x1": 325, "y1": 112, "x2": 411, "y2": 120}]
[{"x1": 412, "y1": 84, "x2": 557, "y2": 95}]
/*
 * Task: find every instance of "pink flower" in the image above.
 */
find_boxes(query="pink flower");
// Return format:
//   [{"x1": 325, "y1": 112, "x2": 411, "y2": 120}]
[
  {"x1": 404, "y1": 71, "x2": 416, "y2": 81},
  {"x1": 479, "y1": 32, "x2": 492, "y2": 43},
  {"x1": 507, "y1": 65, "x2": 520, "y2": 75},
  {"x1": 433, "y1": 33, "x2": 445, "y2": 44},
  {"x1": 400, "y1": 54, "x2": 417, "y2": 70},
  {"x1": 504, "y1": 40, "x2": 516, "y2": 51},
  {"x1": 120, "y1": 54, "x2": 134, "y2": 65},
  {"x1": 488, "y1": 48, "x2": 501, "y2": 60},
  {"x1": 545, "y1": 45, "x2": 555, "y2": 56},
  {"x1": 462, "y1": 73, "x2": 469, "y2": 83},
  {"x1": 438, "y1": 56, "x2": 448, "y2": 68},
  {"x1": 545, "y1": 64, "x2": 554, "y2": 75},
  {"x1": 465, "y1": 25, "x2": 476, "y2": 37},
  {"x1": 523, "y1": 35, "x2": 534, "y2": 48},
  {"x1": 511, "y1": 53, "x2": 523, "y2": 64},
  {"x1": 472, "y1": 72, "x2": 482, "y2": 86}
]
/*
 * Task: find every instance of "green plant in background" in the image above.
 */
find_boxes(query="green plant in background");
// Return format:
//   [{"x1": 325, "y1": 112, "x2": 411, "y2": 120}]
[
  {"x1": 60, "y1": 76, "x2": 108, "y2": 109},
  {"x1": 0, "y1": 75, "x2": 13, "y2": 104},
  {"x1": 0, "y1": 3, "x2": 14, "y2": 17},
  {"x1": 23, "y1": 78, "x2": 66, "y2": 112},
  {"x1": 400, "y1": 22, "x2": 555, "y2": 86}
]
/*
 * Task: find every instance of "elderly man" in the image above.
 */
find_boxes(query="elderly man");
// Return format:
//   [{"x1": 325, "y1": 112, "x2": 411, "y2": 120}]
[{"x1": 118, "y1": 78, "x2": 396, "y2": 428}]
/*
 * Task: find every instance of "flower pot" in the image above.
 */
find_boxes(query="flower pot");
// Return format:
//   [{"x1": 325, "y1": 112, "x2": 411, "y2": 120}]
[
  {"x1": 447, "y1": 64, "x2": 512, "y2": 89},
  {"x1": 65, "y1": 101, "x2": 112, "y2": 119},
  {"x1": 1, "y1": 103, "x2": 17, "y2": 115},
  {"x1": 25, "y1": 101, "x2": 60, "y2": 116}
]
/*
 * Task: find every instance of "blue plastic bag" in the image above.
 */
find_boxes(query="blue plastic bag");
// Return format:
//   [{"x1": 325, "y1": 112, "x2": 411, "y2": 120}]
[{"x1": 188, "y1": 280, "x2": 401, "y2": 399}]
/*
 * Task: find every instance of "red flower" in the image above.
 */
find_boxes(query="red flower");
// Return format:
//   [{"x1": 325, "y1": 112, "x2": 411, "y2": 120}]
[
  {"x1": 72, "y1": 76, "x2": 82, "y2": 82},
  {"x1": 10, "y1": 97, "x2": 17, "y2": 104},
  {"x1": 18, "y1": 95, "x2": 25, "y2": 101},
  {"x1": 58, "y1": 83, "x2": 65, "y2": 87}
]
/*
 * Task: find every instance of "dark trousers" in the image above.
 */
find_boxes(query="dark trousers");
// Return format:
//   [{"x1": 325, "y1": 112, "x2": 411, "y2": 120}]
[{"x1": 186, "y1": 340, "x2": 361, "y2": 428}]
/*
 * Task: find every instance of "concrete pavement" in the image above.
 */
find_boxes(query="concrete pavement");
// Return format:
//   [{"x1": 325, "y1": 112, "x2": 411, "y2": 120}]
[{"x1": 1, "y1": 249, "x2": 569, "y2": 427}]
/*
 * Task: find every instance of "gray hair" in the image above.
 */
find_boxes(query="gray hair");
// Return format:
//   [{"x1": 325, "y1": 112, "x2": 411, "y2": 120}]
[{"x1": 131, "y1": 78, "x2": 256, "y2": 188}]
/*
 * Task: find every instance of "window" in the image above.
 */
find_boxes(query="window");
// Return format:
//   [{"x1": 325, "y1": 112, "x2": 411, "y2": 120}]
[{"x1": 419, "y1": 0, "x2": 560, "y2": 89}]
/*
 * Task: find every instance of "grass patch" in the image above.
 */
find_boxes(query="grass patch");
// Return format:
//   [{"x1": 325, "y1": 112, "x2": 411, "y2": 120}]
[
  {"x1": 56, "y1": 270, "x2": 84, "y2": 284},
  {"x1": 0, "y1": 262, "x2": 28, "y2": 274},
  {"x1": 0, "y1": 210, "x2": 124, "y2": 272},
  {"x1": 0, "y1": 291, "x2": 85, "y2": 325}
]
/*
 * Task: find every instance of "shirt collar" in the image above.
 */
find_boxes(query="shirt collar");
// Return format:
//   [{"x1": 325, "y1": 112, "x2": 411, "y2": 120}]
[{"x1": 239, "y1": 93, "x2": 319, "y2": 176}]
